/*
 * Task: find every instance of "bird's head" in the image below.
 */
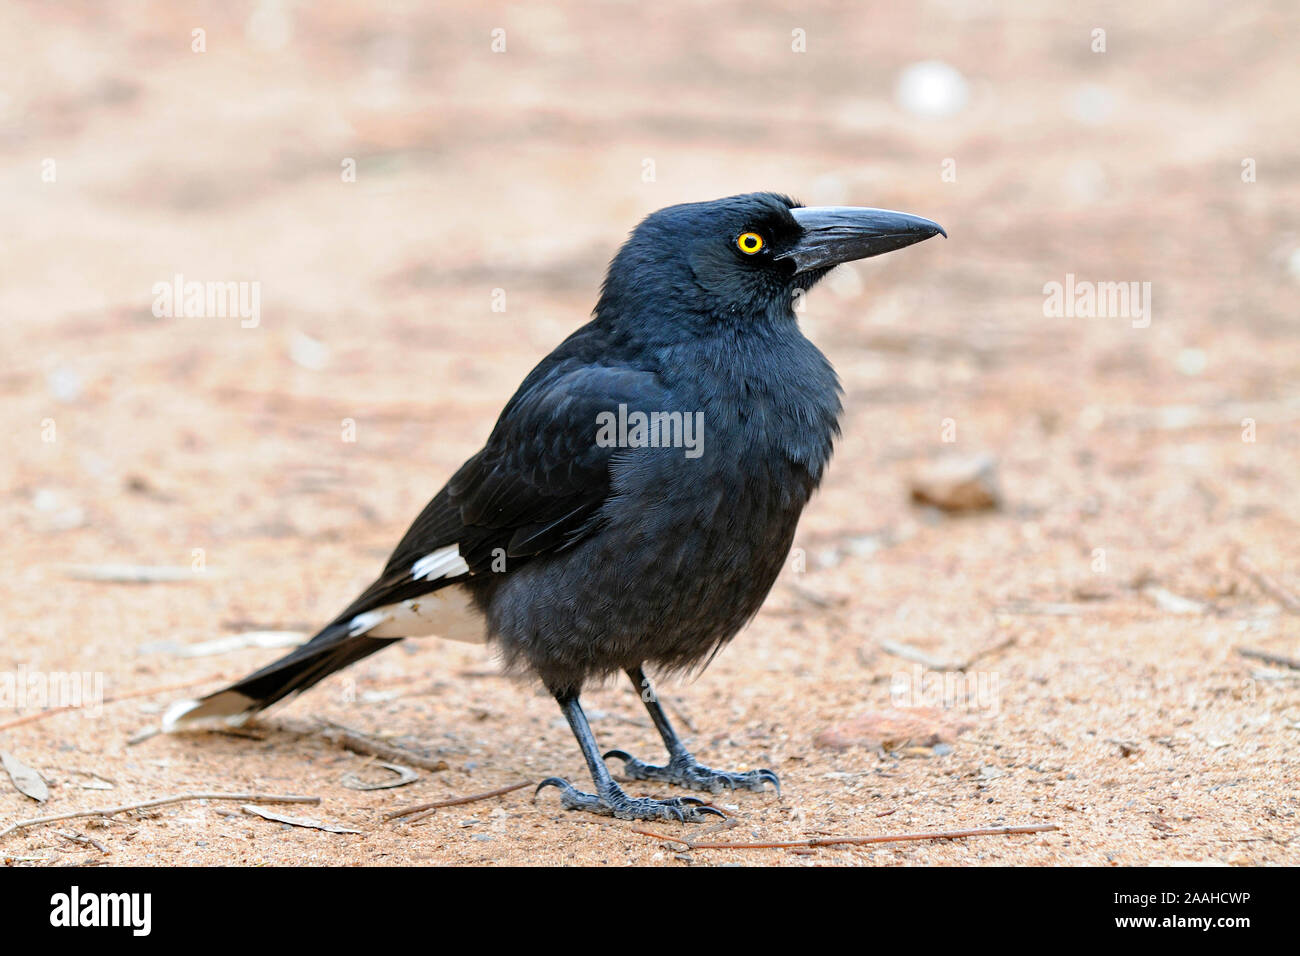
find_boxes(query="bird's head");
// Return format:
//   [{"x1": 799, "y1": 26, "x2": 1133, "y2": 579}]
[{"x1": 596, "y1": 192, "x2": 945, "y2": 335}]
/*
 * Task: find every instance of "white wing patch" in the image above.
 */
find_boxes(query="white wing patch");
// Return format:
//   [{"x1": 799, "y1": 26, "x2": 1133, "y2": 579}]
[
  {"x1": 345, "y1": 585, "x2": 485, "y2": 644},
  {"x1": 411, "y1": 544, "x2": 470, "y2": 582}
]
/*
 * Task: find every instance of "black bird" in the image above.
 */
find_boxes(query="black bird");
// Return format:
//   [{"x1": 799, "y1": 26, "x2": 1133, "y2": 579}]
[{"x1": 165, "y1": 192, "x2": 945, "y2": 821}]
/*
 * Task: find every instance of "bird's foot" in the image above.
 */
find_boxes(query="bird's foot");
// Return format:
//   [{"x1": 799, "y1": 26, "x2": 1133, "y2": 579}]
[
  {"x1": 603, "y1": 750, "x2": 780, "y2": 796},
  {"x1": 535, "y1": 777, "x2": 724, "y2": 821}
]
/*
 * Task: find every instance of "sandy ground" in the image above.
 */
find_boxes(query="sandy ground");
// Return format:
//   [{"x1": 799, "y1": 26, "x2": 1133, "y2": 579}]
[{"x1": 2, "y1": 1, "x2": 1299, "y2": 866}]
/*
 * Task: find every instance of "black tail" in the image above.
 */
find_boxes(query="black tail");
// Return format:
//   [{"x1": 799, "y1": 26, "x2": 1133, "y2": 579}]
[{"x1": 162, "y1": 624, "x2": 400, "y2": 730}]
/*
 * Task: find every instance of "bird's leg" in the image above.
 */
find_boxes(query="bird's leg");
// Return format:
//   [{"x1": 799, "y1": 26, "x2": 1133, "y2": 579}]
[
  {"x1": 604, "y1": 667, "x2": 780, "y2": 795},
  {"x1": 535, "y1": 689, "x2": 724, "y2": 822}
]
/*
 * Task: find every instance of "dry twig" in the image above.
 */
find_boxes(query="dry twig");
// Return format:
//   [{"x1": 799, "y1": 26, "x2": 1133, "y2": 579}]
[
  {"x1": 960, "y1": 635, "x2": 1017, "y2": 670},
  {"x1": 1236, "y1": 554, "x2": 1300, "y2": 615},
  {"x1": 879, "y1": 640, "x2": 955, "y2": 670},
  {"x1": 56, "y1": 830, "x2": 108, "y2": 854},
  {"x1": 1238, "y1": 647, "x2": 1300, "y2": 671},
  {"x1": 385, "y1": 781, "x2": 533, "y2": 823},
  {"x1": 630, "y1": 822, "x2": 1057, "y2": 850},
  {"x1": 265, "y1": 717, "x2": 450, "y2": 772},
  {"x1": 0, "y1": 792, "x2": 319, "y2": 841}
]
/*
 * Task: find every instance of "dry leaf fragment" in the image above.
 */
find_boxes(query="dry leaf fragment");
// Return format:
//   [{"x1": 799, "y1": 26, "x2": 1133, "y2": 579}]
[
  {"x1": 1, "y1": 752, "x2": 50, "y2": 803},
  {"x1": 172, "y1": 631, "x2": 304, "y2": 658},
  {"x1": 340, "y1": 762, "x2": 419, "y2": 791},
  {"x1": 1142, "y1": 586, "x2": 1206, "y2": 615},
  {"x1": 241, "y1": 804, "x2": 360, "y2": 834}
]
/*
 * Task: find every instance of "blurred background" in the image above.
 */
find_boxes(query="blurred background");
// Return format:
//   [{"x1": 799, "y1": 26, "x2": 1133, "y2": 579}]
[{"x1": 2, "y1": 1, "x2": 1298, "y2": 865}]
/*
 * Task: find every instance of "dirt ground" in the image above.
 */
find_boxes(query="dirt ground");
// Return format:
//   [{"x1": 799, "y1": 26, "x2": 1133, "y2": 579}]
[{"x1": 3, "y1": 1, "x2": 1299, "y2": 866}]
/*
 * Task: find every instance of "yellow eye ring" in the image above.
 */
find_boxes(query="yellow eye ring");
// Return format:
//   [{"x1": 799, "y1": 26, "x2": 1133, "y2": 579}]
[{"x1": 736, "y1": 231, "x2": 764, "y2": 255}]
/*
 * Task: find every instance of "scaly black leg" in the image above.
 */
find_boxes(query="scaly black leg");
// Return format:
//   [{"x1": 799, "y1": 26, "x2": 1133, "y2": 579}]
[
  {"x1": 603, "y1": 667, "x2": 780, "y2": 795},
  {"x1": 535, "y1": 689, "x2": 724, "y2": 821}
]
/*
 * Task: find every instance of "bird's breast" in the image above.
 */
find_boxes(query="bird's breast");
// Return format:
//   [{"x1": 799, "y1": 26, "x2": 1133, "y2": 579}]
[{"x1": 604, "y1": 353, "x2": 840, "y2": 600}]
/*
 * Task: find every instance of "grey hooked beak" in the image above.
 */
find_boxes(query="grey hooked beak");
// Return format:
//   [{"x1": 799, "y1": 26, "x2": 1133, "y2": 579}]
[{"x1": 780, "y1": 206, "x2": 946, "y2": 274}]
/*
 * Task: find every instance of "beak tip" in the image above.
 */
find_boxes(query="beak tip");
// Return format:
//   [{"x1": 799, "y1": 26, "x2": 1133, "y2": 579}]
[
  {"x1": 785, "y1": 206, "x2": 948, "y2": 271},
  {"x1": 919, "y1": 218, "x2": 946, "y2": 240}
]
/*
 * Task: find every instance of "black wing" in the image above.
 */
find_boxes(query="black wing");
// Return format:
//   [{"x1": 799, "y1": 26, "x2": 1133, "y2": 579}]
[{"x1": 330, "y1": 356, "x2": 668, "y2": 625}]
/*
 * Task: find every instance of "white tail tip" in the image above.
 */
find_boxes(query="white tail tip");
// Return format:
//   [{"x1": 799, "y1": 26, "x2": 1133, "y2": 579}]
[{"x1": 161, "y1": 691, "x2": 258, "y2": 732}]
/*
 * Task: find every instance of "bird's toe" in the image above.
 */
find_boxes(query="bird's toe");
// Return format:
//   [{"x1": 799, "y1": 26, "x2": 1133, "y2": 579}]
[
  {"x1": 535, "y1": 775, "x2": 724, "y2": 822},
  {"x1": 604, "y1": 750, "x2": 781, "y2": 796}
]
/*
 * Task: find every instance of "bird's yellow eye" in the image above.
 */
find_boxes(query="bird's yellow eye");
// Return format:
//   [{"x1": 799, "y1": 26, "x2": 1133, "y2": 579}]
[{"x1": 736, "y1": 232, "x2": 764, "y2": 255}]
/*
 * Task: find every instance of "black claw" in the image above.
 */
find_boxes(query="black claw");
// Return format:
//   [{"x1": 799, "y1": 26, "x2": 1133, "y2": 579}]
[
  {"x1": 602, "y1": 749, "x2": 632, "y2": 764},
  {"x1": 534, "y1": 776, "x2": 572, "y2": 799},
  {"x1": 757, "y1": 769, "x2": 782, "y2": 797}
]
